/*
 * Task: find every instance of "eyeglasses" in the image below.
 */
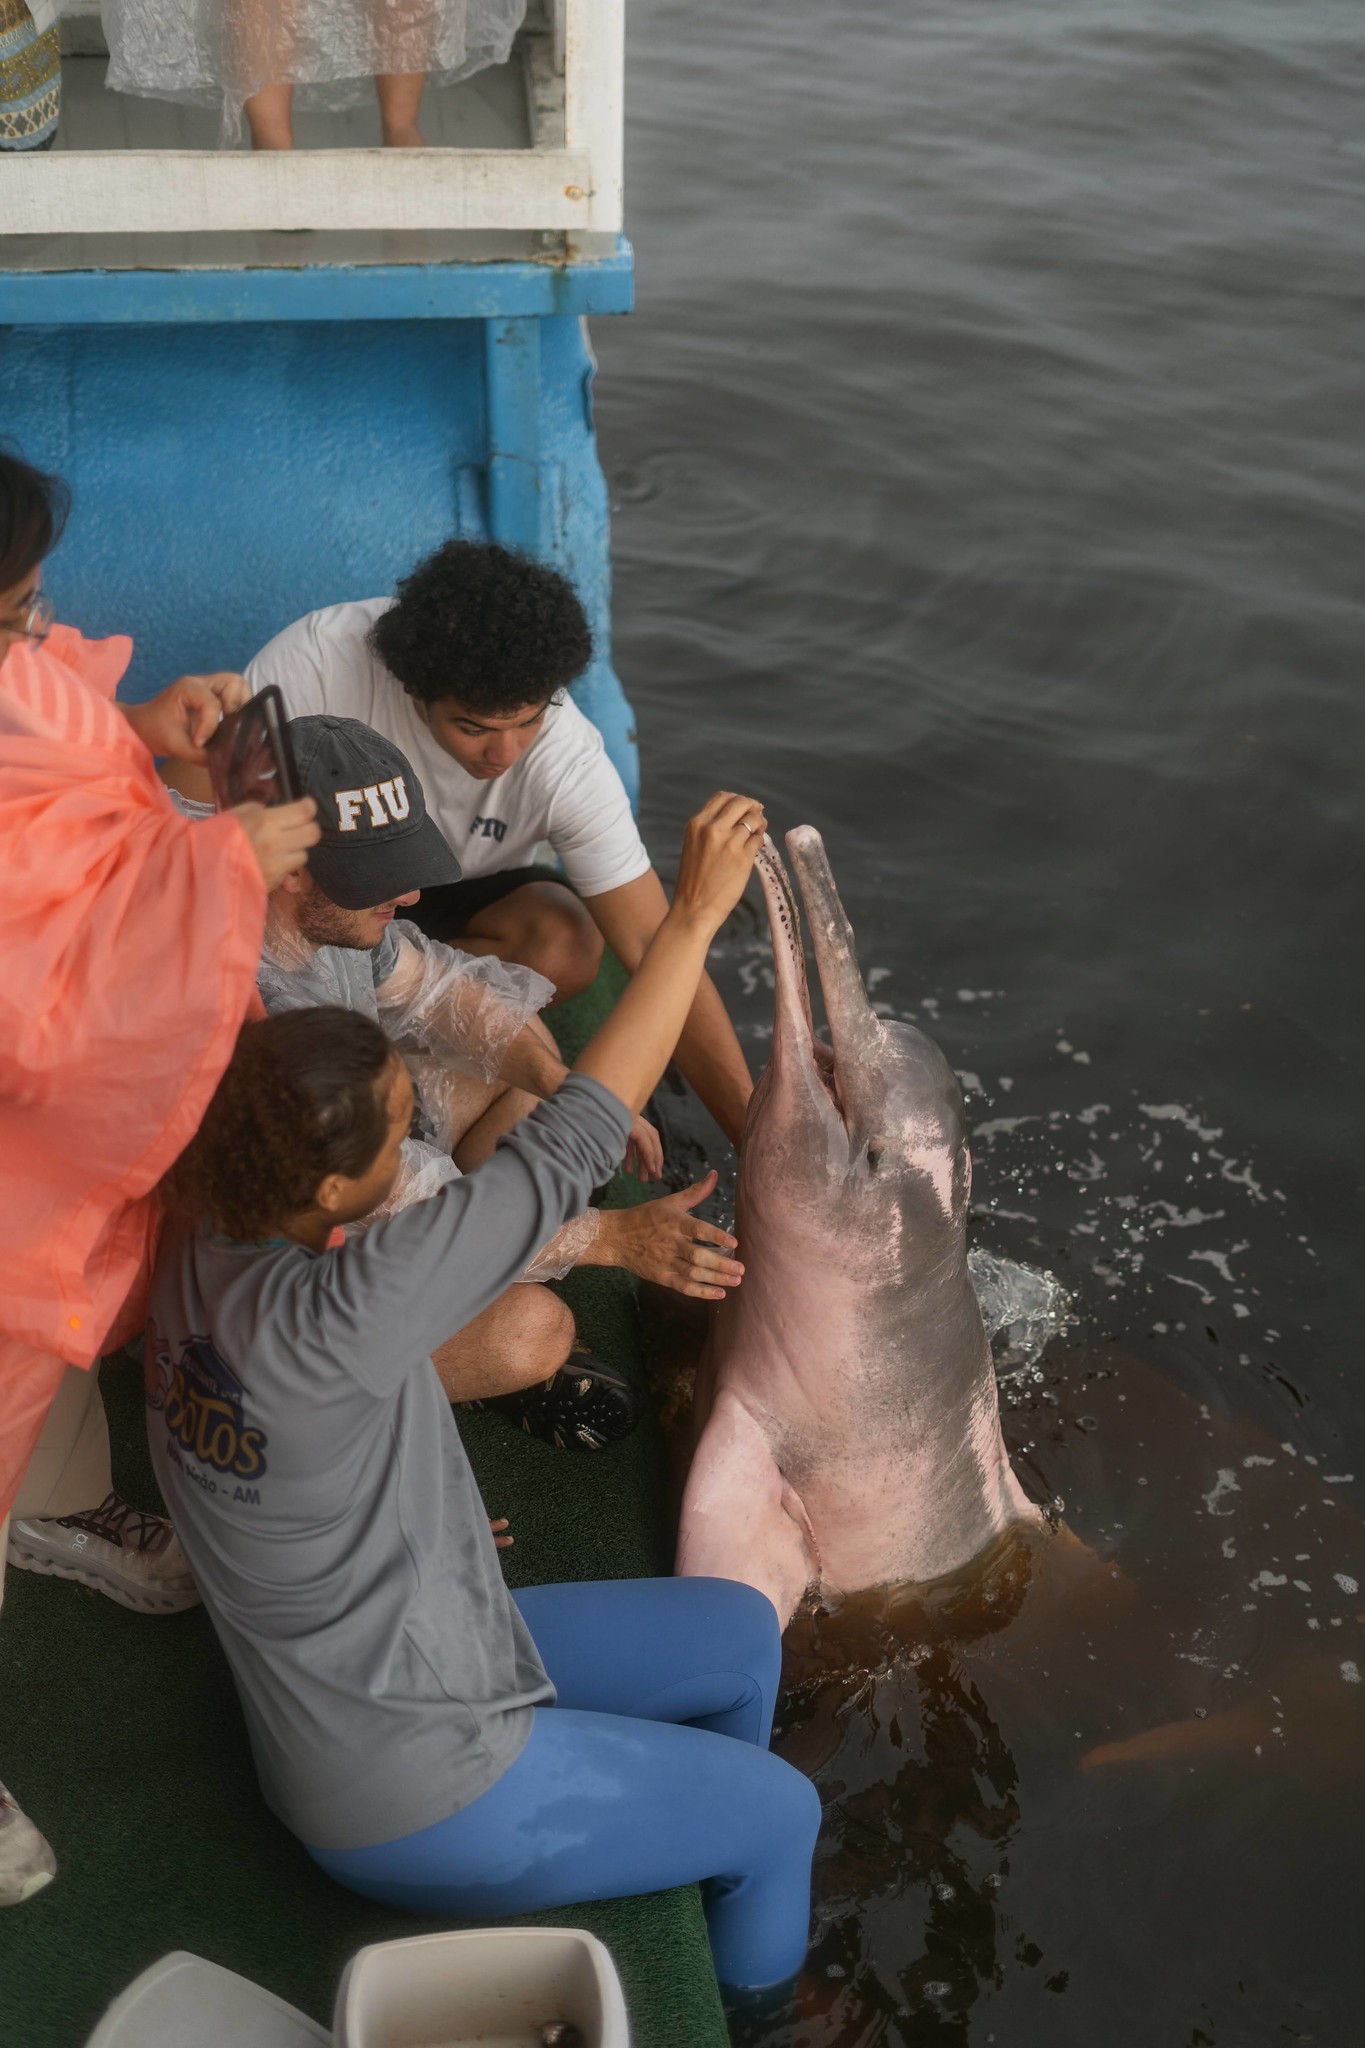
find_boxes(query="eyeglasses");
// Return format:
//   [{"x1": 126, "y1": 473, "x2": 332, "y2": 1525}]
[{"x1": 5, "y1": 589, "x2": 55, "y2": 647}]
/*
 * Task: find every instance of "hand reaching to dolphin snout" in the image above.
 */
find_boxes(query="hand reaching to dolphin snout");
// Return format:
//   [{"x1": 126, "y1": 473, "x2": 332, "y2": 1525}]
[
  {"x1": 572, "y1": 788, "x2": 765, "y2": 1119},
  {"x1": 672, "y1": 791, "x2": 768, "y2": 933},
  {"x1": 589, "y1": 1170, "x2": 743, "y2": 1301}
]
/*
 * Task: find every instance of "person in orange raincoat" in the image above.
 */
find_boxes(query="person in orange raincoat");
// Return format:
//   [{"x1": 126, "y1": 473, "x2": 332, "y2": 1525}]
[{"x1": 0, "y1": 446, "x2": 320, "y2": 1904}]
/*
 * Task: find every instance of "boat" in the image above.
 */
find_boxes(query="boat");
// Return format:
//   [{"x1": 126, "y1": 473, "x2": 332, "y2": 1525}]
[
  {"x1": 0, "y1": 0, "x2": 637, "y2": 795},
  {"x1": 0, "y1": 11, "x2": 726, "y2": 2040}
]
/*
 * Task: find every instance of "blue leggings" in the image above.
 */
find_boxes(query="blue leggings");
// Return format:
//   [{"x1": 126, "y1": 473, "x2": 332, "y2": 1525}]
[{"x1": 306, "y1": 1577, "x2": 821, "y2": 1989}]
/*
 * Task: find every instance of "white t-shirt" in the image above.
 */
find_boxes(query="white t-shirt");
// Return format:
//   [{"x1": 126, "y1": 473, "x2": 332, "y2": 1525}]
[{"x1": 245, "y1": 598, "x2": 651, "y2": 898}]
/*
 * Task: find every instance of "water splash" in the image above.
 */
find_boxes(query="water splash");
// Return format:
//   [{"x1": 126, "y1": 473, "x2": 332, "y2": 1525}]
[{"x1": 967, "y1": 1247, "x2": 1075, "y2": 1375}]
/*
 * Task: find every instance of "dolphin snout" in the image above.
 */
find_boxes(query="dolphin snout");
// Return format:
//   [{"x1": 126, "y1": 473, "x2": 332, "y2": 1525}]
[{"x1": 785, "y1": 823, "x2": 879, "y2": 1054}]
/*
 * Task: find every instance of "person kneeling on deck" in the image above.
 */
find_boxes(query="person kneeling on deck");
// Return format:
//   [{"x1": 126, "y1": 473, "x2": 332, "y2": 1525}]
[
  {"x1": 164, "y1": 541, "x2": 756, "y2": 1148},
  {"x1": 150, "y1": 793, "x2": 820, "y2": 1994},
  {"x1": 257, "y1": 713, "x2": 744, "y2": 1449}
]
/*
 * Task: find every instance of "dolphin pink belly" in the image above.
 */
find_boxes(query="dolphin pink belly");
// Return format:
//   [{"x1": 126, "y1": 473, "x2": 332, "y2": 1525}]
[
  {"x1": 675, "y1": 825, "x2": 1040, "y2": 1626},
  {"x1": 679, "y1": 1243, "x2": 1036, "y2": 1619}
]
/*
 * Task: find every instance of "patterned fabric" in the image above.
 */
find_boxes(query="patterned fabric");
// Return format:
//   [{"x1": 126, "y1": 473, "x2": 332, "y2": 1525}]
[{"x1": 0, "y1": 0, "x2": 59, "y2": 152}]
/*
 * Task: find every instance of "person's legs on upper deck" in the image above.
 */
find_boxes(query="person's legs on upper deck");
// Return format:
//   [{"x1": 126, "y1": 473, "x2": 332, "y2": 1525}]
[{"x1": 375, "y1": 70, "x2": 426, "y2": 147}]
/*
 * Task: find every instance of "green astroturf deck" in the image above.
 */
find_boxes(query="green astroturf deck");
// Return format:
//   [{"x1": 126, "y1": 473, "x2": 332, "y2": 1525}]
[{"x1": 0, "y1": 963, "x2": 729, "y2": 2048}]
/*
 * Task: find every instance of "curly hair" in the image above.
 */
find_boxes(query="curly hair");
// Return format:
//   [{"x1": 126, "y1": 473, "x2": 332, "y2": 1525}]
[
  {"x1": 0, "y1": 445, "x2": 70, "y2": 592},
  {"x1": 370, "y1": 539, "x2": 593, "y2": 715},
  {"x1": 164, "y1": 1009, "x2": 393, "y2": 1242}
]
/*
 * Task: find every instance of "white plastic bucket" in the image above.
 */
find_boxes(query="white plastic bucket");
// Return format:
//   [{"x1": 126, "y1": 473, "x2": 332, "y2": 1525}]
[
  {"x1": 331, "y1": 1926, "x2": 631, "y2": 2048},
  {"x1": 86, "y1": 1950, "x2": 330, "y2": 2048}
]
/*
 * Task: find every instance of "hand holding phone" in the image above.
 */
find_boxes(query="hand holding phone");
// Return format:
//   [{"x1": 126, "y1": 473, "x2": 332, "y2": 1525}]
[
  {"x1": 121, "y1": 672, "x2": 251, "y2": 764},
  {"x1": 232, "y1": 797, "x2": 320, "y2": 892},
  {"x1": 205, "y1": 686, "x2": 301, "y2": 811}
]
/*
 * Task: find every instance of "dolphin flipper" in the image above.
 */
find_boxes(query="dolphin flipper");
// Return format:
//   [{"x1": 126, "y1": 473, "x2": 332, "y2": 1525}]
[{"x1": 676, "y1": 1387, "x2": 817, "y2": 1627}]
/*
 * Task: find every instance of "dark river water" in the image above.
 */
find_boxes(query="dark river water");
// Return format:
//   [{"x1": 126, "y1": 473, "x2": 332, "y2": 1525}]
[{"x1": 592, "y1": 4, "x2": 1365, "y2": 2043}]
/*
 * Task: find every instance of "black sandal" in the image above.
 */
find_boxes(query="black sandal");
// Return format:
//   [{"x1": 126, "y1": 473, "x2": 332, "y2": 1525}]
[{"x1": 472, "y1": 1351, "x2": 641, "y2": 1451}]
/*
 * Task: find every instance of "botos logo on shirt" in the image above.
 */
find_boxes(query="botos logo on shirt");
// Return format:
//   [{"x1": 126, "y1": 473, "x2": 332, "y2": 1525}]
[
  {"x1": 145, "y1": 1322, "x2": 268, "y2": 1482},
  {"x1": 333, "y1": 779, "x2": 411, "y2": 832}
]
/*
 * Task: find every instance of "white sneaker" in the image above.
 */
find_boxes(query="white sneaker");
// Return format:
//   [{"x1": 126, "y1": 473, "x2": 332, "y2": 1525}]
[
  {"x1": 0, "y1": 1782, "x2": 56, "y2": 1906},
  {"x1": 7, "y1": 1492, "x2": 200, "y2": 1615}
]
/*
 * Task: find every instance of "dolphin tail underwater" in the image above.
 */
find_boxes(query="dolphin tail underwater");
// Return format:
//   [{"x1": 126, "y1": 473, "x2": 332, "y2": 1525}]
[{"x1": 677, "y1": 826, "x2": 1040, "y2": 1626}]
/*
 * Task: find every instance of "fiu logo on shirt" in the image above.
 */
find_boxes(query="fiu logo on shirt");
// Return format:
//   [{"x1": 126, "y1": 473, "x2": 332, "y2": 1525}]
[
  {"x1": 471, "y1": 815, "x2": 507, "y2": 843},
  {"x1": 334, "y1": 779, "x2": 411, "y2": 832},
  {"x1": 145, "y1": 1320, "x2": 268, "y2": 1483}
]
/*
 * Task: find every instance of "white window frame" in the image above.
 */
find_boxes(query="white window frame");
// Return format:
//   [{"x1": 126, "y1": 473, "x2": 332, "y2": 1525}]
[{"x1": 0, "y1": 0, "x2": 621, "y2": 238}]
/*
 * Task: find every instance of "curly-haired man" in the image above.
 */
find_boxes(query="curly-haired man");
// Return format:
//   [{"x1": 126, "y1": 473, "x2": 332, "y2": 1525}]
[{"x1": 168, "y1": 540, "x2": 755, "y2": 1146}]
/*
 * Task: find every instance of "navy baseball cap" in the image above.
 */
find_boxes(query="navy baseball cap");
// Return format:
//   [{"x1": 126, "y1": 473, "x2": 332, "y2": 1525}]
[{"x1": 289, "y1": 715, "x2": 461, "y2": 911}]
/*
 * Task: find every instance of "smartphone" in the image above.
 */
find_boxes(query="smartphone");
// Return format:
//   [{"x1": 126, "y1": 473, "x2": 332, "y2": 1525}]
[{"x1": 205, "y1": 686, "x2": 301, "y2": 811}]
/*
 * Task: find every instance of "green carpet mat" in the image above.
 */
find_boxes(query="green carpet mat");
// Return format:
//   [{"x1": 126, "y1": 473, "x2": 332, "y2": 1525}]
[{"x1": 0, "y1": 964, "x2": 729, "y2": 2048}]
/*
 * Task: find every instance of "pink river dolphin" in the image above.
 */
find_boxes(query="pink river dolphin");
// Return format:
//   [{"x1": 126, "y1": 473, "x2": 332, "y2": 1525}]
[{"x1": 677, "y1": 825, "x2": 1041, "y2": 1626}]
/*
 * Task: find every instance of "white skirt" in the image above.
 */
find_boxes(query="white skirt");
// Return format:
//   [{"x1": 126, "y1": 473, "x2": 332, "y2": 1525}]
[{"x1": 104, "y1": 0, "x2": 526, "y2": 141}]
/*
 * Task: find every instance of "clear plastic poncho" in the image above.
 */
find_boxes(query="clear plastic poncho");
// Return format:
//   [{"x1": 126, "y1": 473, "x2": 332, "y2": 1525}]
[
  {"x1": 259, "y1": 910, "x2": 599, "y2": 1277},
  {"x1": 261, "y1": 913, "x2": 550, "y2": 1088},
  {"x1": 103, "y1": 0, "x2": 527, "y2": 146}
]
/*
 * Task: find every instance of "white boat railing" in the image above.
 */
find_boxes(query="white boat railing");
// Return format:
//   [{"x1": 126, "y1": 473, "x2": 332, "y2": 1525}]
[{"x1": 0, "y1": 0, "x2": 622, "y2": 241}]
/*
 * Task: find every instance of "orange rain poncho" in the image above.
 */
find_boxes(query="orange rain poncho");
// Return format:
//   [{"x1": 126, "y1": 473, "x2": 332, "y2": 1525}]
[{"x1": 0, "y1": 625, "x2": 266, "y2": 1384}]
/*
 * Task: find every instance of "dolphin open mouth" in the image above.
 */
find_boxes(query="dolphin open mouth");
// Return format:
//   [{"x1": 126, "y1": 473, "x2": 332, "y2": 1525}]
[
  {"x1": 754, "y1": 829, "x2": 859, "y2": 1125},
  {"x1": 769, "y1": 826, "x2": 969, "y2": 1209},
  {"x1": 754, "y1": 834, "x2": 813, "y2": 1030},
  {"x1": 783, "y1": 825, "x2": 886, "y2": 1073},
  {"x1": 753, "y1": 824, "x2": 909, "y2": 1168}
]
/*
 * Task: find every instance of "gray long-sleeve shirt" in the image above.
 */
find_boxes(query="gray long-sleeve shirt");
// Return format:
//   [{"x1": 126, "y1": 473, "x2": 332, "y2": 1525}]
[{"x1": 144, "y1": 1074, "x2": 631, "y2": 1853}]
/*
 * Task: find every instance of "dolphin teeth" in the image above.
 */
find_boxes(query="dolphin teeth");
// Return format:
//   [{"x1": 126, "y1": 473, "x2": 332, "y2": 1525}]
[{"x1": 754, "y1": 834, "x2": 816, "y2": 1035}]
